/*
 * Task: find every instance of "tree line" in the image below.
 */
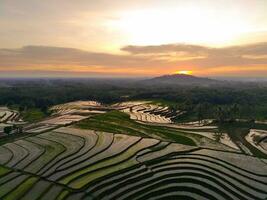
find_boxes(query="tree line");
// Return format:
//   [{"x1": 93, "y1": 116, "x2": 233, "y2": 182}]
[{"x1": 0, "y1": 79, "x2": 266, "y2": 121}]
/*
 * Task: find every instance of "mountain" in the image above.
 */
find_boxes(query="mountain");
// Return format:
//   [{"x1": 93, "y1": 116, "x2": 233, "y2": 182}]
[{"x1": 143, "y1": 74, "x2": 221, "y2": 86}]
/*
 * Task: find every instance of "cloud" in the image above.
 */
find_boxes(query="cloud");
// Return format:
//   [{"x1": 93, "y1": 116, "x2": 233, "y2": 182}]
[
  {"x1": 0, "y1": 43, "x2": 267, "y2": 76},
  {"x1": 122, "y1": 42, "x2": 267, "y2": 56},
  {"x1": 122, "y1": 43, "x2": 267, "y2": 68},
  {"x1": 121, "y1": 44, "x2": 209, "y2": 55},
  {"x1": 0, "y1": 45, "x2": 152, "y2": 68}
]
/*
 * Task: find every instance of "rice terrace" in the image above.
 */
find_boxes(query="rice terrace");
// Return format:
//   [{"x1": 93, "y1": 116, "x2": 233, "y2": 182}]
[
  {"x1": 0, "y1": 96, "x2": 267, "y2": 200},
  {"x1": 1, "y1": 0, "x2": 267, "y2": 199}
]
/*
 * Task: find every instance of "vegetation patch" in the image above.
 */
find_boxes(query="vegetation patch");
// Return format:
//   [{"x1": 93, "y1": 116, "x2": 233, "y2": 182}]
[
  {"x1": 218, "y1": 122, "x2": 267, "y2": 158},
  {"x1": 21, "y1": 108, "x2": 47, "y2": 123},
  {"x1": 75, "y1": 111, "x2": 196, "y2": 146},
  {"x1": 4, "y1": 176, "x2": 39, "y2": 200}
]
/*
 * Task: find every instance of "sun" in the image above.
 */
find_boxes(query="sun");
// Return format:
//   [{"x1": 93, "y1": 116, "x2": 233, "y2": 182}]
[
  {"x1": 175, "y1": 70, "x2": 193, "y2": 75},
  {"x1": 108, "y1": 7, "x2": 250, "y2": 46}
]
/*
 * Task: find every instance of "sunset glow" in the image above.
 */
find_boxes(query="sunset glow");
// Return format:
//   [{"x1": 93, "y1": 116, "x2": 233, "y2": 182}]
[
  {"x1": 175, "y1": 71, "x2": 193, "y2": 75},
  {"x1": 0, "y1": 0, "x2": 267, "y2": 77},
  {"x1": 110, "y1": 8, "x2": 251, "y2": 46}
]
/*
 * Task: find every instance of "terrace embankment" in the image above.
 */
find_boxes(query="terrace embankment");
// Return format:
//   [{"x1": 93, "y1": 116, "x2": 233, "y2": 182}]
[
  {"x1": 0, "y1": 100, "x2": 266, "y2": 199},
  {"x1": 0, "y1": 126, "x2": 265, "y2": 199}
]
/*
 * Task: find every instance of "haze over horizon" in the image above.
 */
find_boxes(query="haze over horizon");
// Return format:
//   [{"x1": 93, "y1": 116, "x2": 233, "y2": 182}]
[{"x1": 1, "y1": 0, "x2": 267, "y2": 78}]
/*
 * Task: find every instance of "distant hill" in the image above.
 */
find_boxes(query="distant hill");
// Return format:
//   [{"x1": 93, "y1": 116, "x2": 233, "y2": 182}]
[{"x1": 143, "y1": 74, "x2": 221, "y2": 86}]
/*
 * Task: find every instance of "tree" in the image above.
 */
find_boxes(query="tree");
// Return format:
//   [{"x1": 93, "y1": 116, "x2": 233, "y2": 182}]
[
  {"x1": 229, "y1": 104, "x2": 240, "y2": 121},
  {"x1": 216, "y1": 106, "x2": 223, "y2": 123},
  {"x1": 4, "y1": 126, "x2": 12, "y2": 135},
  {"x1": 196, "y1": 103, "x2": 204, "y2": 125},
  {"x1": 214, "y1": 130, "x2": 223, "y2": 142},
  {"x1": 40, "y1": 105, "x2": 48, "y2": 114}
]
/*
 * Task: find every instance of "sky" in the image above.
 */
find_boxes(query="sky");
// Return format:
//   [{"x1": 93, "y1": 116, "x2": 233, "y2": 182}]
[{"x1": 0, "y1": 0, "x2": 267, "y2": 78}]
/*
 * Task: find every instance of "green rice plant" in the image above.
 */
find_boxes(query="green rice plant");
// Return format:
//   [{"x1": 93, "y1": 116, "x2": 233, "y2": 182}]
[
  {"x1": 0, "y1": 166, "x2": 10, "y2": 177},
  {"x1": 56, "y1": 189, "x2": 69, "y2": 200},
  {"x1": 0, "y1": 175, "x2": 29, "y2": 198},
  {"x1": 76, "y1": 111, "x2": 196, "y2": 146},
  {"x1": 37, "y1": 132, "x2": 84, "y2": 175},
  {"x1": 4, "y1": 143, "x2": 29, "y2": 168},
  {"x1": 4, "y1": 177, "x2": 38, "y2": 200},
  {"x1": 62, "y1": 138, "x2": 158, "y2": 188},
  {"x1": 48, "y1": 132, "x2": 113, "y2": 181},
  {"x1": 24, "y1": 136, "x2": 65, "y2": 173},
  {"x1": 13, "y1": 140, "x2": 45, "y2": 170},
  {"x1": 20, "y1": 180, "x2": 51, "y2": 200}
]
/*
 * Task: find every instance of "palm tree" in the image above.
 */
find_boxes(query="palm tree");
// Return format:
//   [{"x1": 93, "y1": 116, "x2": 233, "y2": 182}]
[
  {"x1": 216, "y1": 106, "x2": 225, "y2": 123},
  {"x1": 214, "y1": 130, "x2": 224, "y2": 142},
  {"x1": 229, "y1": 104, "x2": 240, "y2": 121},
  {"x1": 196, "y1": 103, "x2": 204, "y2": 125}
]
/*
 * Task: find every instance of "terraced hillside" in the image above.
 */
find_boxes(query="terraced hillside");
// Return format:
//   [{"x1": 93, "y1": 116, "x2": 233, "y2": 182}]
[
  {"x1": 113, "y1": 101, "x2": 182, "y2": 124},
  {"x1": 0, "y1": 107, "x2": 25, "y2": 136},
  {"x1": 25, "y1": 101, "x2": 104, "y2": 134},
  {"x1": 51, "y1": 101, "x2": 104, "y2": 115},
  {"x1": 246, "y1": 129, "x2": 267, "y2": 156},
  {"x1": 75, "y1": 111, "x2": 242, "y2": 152},
  {"x1": 111, "y1": 101, "x2": 267, "y2": 158},
  {"x1": 0, "y1": 100, "x2": 266, "y2": 199},
  {"x1": 0, "y1": 108, "x2": 18, "y2": 123},
  {"x1": 0, "y1": 126, "x2": 266, "y2": 200}
]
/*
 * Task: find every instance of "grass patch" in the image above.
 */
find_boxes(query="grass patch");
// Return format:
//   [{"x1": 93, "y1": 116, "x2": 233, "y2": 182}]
[
  {"x1": 173, "y1": 111, "x2": 199, "y2": 123},
  {"x1": 0, "y1": 132, "x2": 41, "y2": 146},
  {"x1": 0, "y1": 166, "x2": 10, "y2": 177},
  {"x1": 21, "y1": 108, "x2": 47, "y2": 123},
  {"x1": 65, "y1": 142, "x2": 144, "y2": 188},
  {"x1": 56, "y1": 190, "x2": 70, "y2": 200},
  {"x1": 25, "y1": 137, "x2": 66, "y2": 173},
  {"x1": 4, "y1": 177, "x2": 38, "y2": 200},
  {"x1": 75, "y1": 111, "x2": 196, "y2": 146},
  {"x1": 137, "y1": 99, "x2": 178, "y2": 107}
]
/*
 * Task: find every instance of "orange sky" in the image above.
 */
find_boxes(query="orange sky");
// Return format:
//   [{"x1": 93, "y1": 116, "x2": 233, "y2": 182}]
[{"x1": 0, "y1": 0, "x2": 267, "y2": 77}]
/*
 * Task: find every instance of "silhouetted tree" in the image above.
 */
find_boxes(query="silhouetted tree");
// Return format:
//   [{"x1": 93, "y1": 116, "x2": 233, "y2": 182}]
[
  {"x1": 4, "y1": 126, "x2": 12, "y2": 135},
  {"x1": 214, "y1": 130, "x2": 224, "y2": 142}
]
